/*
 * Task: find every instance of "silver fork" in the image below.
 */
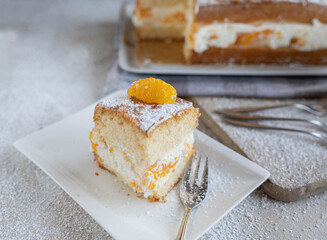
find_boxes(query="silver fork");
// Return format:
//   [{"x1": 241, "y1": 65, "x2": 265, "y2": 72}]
[
  {"x1": 177, "y1": 152, "x2": 209, "y2": 240},
  {"x1": 224, "y1": 103, "x2": 327, "y2": 116},
  {"x1": 223, "y1": 118, "x2": 327, "y2": 145},
  {"x1": 216, "y1": 110, "x2": 327, "y2": 133}
]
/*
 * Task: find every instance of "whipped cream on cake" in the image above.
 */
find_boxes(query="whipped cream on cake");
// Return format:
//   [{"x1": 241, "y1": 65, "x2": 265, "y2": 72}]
[{"x1": 193, "y1": 19, "x2": 327, "y2": 52}]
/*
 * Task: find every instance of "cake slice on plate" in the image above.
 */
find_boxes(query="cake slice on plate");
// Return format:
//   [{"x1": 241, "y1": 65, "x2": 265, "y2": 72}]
[{"x1": 89, "y1": 78, "x2": 199, "y2": 202}]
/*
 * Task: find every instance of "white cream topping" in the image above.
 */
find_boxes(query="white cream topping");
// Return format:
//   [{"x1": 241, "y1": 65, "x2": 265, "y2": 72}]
[{"x1": 193, "y1": 19, "x2": 327, "y2": 52}]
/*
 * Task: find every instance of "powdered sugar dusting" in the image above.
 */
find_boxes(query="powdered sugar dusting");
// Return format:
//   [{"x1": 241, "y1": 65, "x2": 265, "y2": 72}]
[{"x1": 98, "y1": 92, "x2": 193, "y2": 134}]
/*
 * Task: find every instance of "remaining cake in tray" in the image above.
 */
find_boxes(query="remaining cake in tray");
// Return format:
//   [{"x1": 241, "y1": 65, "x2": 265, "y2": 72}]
[
  {"x1": 133, "y1": 0, "x2": 327, "y2": 65},
  {"x1": 89, "y1": 78, "x2": 199, "y2": 201},
  {"x1": 132, "y1": 0, "x2": 187, "y2": 39},
  {"x1": 184, "y1": 0, "x2": 327, "y2": 64}
]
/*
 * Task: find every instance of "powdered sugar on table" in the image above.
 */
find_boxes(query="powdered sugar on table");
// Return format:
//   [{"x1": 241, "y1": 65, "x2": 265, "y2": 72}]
[{"x1": 195, "y1": 97, "x2": 327, "y2": 190}]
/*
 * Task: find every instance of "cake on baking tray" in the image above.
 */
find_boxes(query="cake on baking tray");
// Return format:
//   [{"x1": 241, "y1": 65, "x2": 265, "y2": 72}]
[
  {"x1": 133, "y1": 0, "x2": 327, "y2": 65},
  {"x1": 185, "y1": 0, "x2": 327, "y2": 64},
  {"x1": 89, "y1": 78, "x2": 199, "y2": 202}
]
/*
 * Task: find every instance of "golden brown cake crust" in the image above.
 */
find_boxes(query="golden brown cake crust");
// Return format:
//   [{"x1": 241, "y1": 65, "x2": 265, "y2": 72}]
[
  {"x1": 195, "y1": 2, "x2": 327, "y2": 24},
  {"x1": 187, "y1": 47, "x2": 327, "y2": 65},
  {"x1": 94, "y1": 96, "x2": 199, "y2": 137}
]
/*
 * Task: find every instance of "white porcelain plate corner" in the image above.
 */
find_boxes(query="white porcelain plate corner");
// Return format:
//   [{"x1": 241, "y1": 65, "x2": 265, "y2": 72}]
[{"x1": 14, "y1": 90, "x2": 269, "y2": 240}]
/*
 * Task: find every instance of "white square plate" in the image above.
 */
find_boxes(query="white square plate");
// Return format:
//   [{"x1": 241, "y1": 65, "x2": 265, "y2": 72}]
[
  {"x1": 119, "y1": 3, "x2": 327, "y2": 76},
  {"x1": 14, "y1": 90, "x2": 269, "y2": 240}
]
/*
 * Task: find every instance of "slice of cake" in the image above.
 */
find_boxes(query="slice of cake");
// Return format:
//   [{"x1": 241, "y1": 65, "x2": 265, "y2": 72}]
[
  {"x1": 132, "y1": 0, "x2": 187, "y2": 39},
  {"x1": 184, "y1": 0, "x2": 327, "y2": 64},
  {"x1": 89, "y1": 78, "x2": 199, "y2": 201}
]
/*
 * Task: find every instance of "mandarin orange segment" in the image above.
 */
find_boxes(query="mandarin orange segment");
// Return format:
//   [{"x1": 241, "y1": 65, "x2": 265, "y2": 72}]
[
  {"x1": 291, "y1": 37, "x2": 306, "y2": 48},
  {"x1": 138, "y1": 8, "x2": 152, "y2": 19},
  {"x1": 89, "y1": 131, "x2": 98, "y2": 151},
  {"x1": 130, "y1": 182, "x2": 142, "y2": 191},
  {"x1": 127, "y1": 78, "x2": 177, "y2": 104},
  {"x1": 162, "y1": 12, "x2": 185, "y2": 24},
  {"x1": 189, "y1": 24, "x2": 198, "y2": 47},
  {"x1": 209, "y1": 34, "x2": 219, "y2": 40},
  {"x1": 236, "y1": 29, "x2": 274, "y2": 45}
]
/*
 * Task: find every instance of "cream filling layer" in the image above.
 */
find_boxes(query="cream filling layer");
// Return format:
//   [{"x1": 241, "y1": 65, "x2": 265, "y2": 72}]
[
  {"x1": 193, "y1": 19, "x2": 327, "y2": 52},
  {"x1": 134, "y1": 133, "x2": 194, "y2": 198},
  {"x1": 94, "y1": 133, "x2": 194, "y2": 198}
]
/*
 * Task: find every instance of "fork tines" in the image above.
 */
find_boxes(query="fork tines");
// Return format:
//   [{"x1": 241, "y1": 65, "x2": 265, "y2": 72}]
[
  {"x1": 177, "y1": 152, "x2": 209, "y2": 239},
  {"x1": 182, "y1": 152, "x2": 208, "y2": 201}
]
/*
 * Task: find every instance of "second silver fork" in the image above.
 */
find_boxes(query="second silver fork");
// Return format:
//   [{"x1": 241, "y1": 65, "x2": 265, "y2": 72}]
[
  {"x1": 222, "y1": 103, "x2": 327, "y2": 116},
  {"x1": 216, "y1": 110, "x2": 327, "y2": 133},
  {"x1": 177, "y1": 152, "x2": 209, "y2": 240}
]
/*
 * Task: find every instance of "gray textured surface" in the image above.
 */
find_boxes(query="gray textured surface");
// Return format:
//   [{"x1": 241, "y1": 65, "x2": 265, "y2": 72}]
[
  {"x1": 1, "y1": 0, "x2": 327, "y2": 239},
  {"x1": 1, "y1": 1, "x2": 117, "y2": 239}
]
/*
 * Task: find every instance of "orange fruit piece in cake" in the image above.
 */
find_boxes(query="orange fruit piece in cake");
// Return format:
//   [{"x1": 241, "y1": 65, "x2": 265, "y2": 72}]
[
  {"x1": 236, "y1": 29, "x2": 274, "y2": 45},
  {"x1": 127, "y1": 78, "x2": 177, "y2": 104}
]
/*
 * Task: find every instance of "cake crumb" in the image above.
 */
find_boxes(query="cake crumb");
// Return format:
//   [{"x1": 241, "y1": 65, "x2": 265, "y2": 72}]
[{"x1": 95, "y1": 172, "x2": 99, "y2": 176}]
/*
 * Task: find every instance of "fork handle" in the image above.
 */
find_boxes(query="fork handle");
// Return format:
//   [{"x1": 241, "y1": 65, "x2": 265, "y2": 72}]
[
  {"x1": 224, "y1": 118, "x2": 327, "y2": 144},
  {"x1": 225, "y1": 104, "x2": 292, "y2": 113},
  {"x1": 176, "y1": 206, "x2": 192, "y2": 240}
]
